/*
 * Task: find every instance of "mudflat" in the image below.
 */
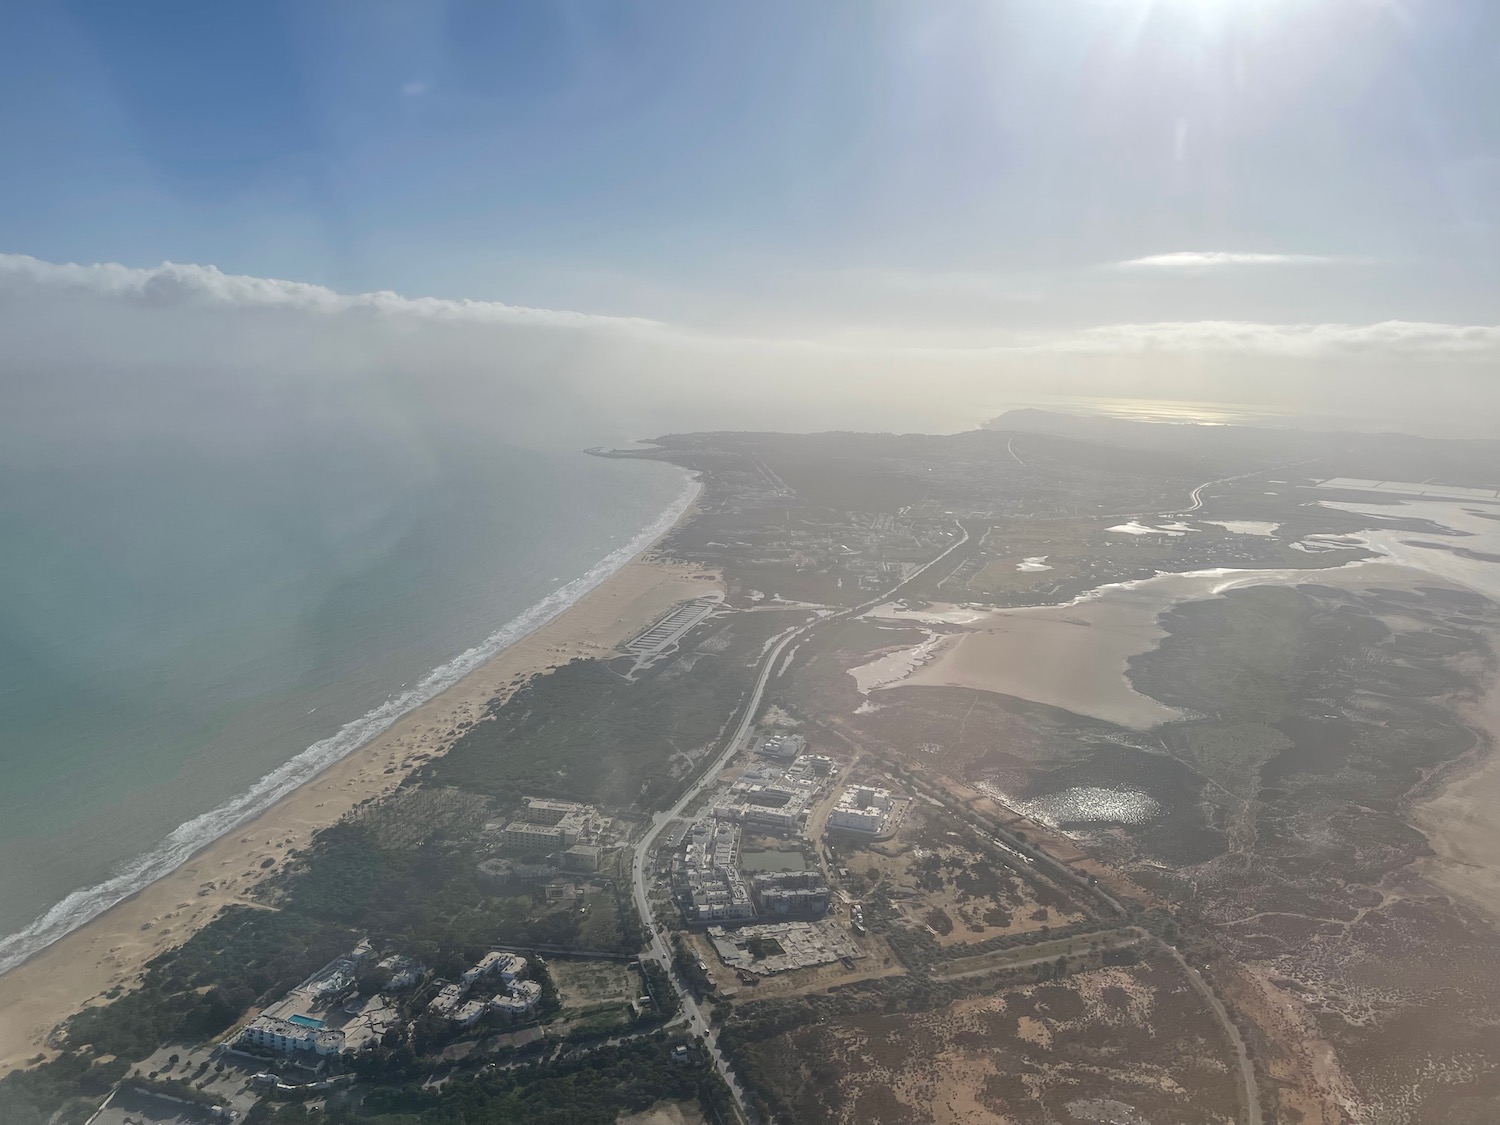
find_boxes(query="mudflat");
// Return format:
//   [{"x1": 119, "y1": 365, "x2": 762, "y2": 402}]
[
  {"x1": 1411, "y1": 661, "x2": 1500, "y2": 924},
  {"x1": 877, "y1": 563, "x2": 1441, "y2": 730}
]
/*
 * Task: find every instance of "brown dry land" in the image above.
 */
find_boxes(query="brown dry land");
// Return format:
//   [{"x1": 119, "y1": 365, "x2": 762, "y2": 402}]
[
  {"x1": 846, "y1": 808, "x2": 1083, "y2": 947},
  {"x1": 550, "y1": 958, "x2": 639, "y2": 1014},
  {"x1": 792, "y1": 563, "x2": 1500, "y2": 1122},
  {"x1": 930, "y1": 929, "x2": 1143, "y2": 982},
  {"x1": 0, "y1": 555, "x2": 721, "y2": 1073},
  {"x1": 1410, "y1": 663, "x2": 1500, "y2": 925},
  {"x1": 739, "y1": 952, "x2": 1239, "y2": 1125}
]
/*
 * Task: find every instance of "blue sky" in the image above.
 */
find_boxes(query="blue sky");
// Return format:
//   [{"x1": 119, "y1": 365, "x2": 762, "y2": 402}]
[{"x1": 0, "y1": 1, "x2": 1497, "y2": 434}]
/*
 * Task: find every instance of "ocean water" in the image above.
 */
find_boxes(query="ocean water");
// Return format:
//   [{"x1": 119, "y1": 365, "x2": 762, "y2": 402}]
[{"x1": 0, "y1": 440, "x2": 690, "y2": 973}]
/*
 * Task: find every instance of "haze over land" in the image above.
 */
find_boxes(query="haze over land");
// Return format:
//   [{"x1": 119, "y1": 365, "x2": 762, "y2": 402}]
[
  {"x1": 3, "y1": 2, "x2": 1498, "y2": 452},
  {"x1": 1, "y1": 4, "x2": 1499, "y2": 1125}
]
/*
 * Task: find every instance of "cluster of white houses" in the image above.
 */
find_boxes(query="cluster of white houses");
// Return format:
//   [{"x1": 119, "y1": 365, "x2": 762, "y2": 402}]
[
  {"x1": 429, "y1": 950, "x2": 541, "y2": 1027},
  {"x1": 229, "y1": 937, "x2": 556, "y2": 1062},
  {"x1": 669, "y1": 755, "x2": 906, "y2": 924},
  {"x1": 235, "y1": 942, "x2": 381, "y2": 1058}
]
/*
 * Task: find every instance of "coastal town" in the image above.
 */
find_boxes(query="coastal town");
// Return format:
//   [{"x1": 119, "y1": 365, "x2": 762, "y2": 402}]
[
  {"x1": 6, "y1": 417, "x2": 1500, "y2": 1125},
  {"x1": 8, "y1": 4, "x2": 1499, "y2": 1124}
]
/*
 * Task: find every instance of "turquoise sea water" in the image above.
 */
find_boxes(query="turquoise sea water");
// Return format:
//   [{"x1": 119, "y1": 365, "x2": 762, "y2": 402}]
[{"x1": 0, "y1": 438, "x2": 689, "y2": 972}]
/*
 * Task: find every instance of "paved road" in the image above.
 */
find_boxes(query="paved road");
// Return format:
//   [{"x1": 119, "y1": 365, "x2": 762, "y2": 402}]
[
  {"x1": 902, "y1": 772, "x2": 1260, "y2": 1125},
  {"x1": 626, "y1": 522, "x2": 970, "y2": 1123},
  {"x1": 1162, "y1": 943, "x2": 1263, "y2": 1125},
  {"x1": 1179, "y1": 456, "x2": 1322, "y2": 515},
  {"x1": 623, "y1": 517, "x2": 1264, "y2": 1124},
  {"x1": 629, "y1": 622, "x2": 807, "y2": 1124}
]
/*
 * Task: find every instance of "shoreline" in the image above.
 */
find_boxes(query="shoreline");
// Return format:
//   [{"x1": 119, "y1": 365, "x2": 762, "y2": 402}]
[
  {"x1": 0, "y1": 483, "x2": 718, "y2": 1074},
  {"x1": 1409, "y1": 643, "x2": 1500, "y2": 925},
  {"x1": 865, "y1": 560, "x2": 1446, "y2": 730}
]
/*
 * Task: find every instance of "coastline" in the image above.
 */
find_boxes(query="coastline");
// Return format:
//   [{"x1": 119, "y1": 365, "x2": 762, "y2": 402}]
[
  {"x1": 0, "y1": 483, "x2": 718, "y2": 1074},
  {"x1": 1410, "y1": 643, "x2": 1500, "y2": 925}
]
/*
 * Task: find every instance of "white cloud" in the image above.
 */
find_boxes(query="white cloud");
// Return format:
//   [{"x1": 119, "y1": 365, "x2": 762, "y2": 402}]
[
  {"x1": 0, "y1": 253, "x2": 661, "y2": 332},
  {"x1": 401, "y1": 80, "x2": 430, "y2": 97},
  {"x1": 1116, "y1": 251, "x2": 1344, "y2": 269},
  {"x1": 1, "y1": 252, "x2": 1496, "y2": 458},
  {"x1": 10, "y1": 253, "x2": 1484, "y2": 367},
  {"x1": 1040, "y1": 319, "x2": 1500, "y2": 358}
]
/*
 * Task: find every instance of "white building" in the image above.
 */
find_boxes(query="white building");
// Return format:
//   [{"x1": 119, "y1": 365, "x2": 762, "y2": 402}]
[
  {"x1": 681, "y1": 818, "x2": 740, "y2": 873},
  {"x1": 489, "y1": 979, "x2": 543, "y2": 1016},
  {"x1": 687, "y1": 870, "x2": 755, "y2": 920},
  {"x1": 428, "y1": 983, "x2": 465, "y2": 1016},
  {"x1": 829, "y1": 786, "x2": 895, "y2": 833},
  {"x1": 463, "y1": 951, "x2": 526, "y2": 986},
  {"x1": 519, "y1": 797, "x2": 588, "y2": 825},
  {"x1": 238, "y1": 1015, "x2": 346, "y2": 1057},
  {"x1": 758, "y1": 733, "x2": 807, "y2": 760},
  {"x1": 377, "y1": 954, "x2": 425, "y2": 992},
  {"x1": 500, "y1": 821, "x2": 571, "y2": 853},
  {"x1": 452, "y1": 1000, "x2": 487, "y2": 1027}
]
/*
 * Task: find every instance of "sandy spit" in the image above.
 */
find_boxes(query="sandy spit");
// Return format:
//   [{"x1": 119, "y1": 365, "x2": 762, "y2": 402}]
[
  {"x1": 1410, "y1": 648, "x2": 1500, "y2": 925},
  {"x1": 0, "y1": 549, "x2": 721, "y2": 1073}
]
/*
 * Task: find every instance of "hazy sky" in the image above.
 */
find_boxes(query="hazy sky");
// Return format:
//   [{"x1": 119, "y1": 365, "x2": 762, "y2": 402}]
[{"x1": 1, "y1": 1, "x2": 1497, "y2": 436}]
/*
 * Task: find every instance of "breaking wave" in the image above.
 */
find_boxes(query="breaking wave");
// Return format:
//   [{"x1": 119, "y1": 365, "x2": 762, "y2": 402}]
[{"x1": 0, "y1": 471, "x2": 698, "y2": 976}]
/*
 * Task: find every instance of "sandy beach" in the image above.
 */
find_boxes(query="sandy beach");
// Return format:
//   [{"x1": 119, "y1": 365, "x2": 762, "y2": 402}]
[
  {"x1": 1410, "y1": 651, "x2": 1500, "y2": 925},
  {"x1": 0, "y1": 544, "x2": 720, "y2": 1073}
]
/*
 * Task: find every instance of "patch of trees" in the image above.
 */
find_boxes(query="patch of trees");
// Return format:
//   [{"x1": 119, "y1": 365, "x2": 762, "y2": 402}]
[
  {"x1": 422, "y1": 614, "x2": 789, "y2": 808},
  {"x1": 63, "y1": 907, "x2": 356, "y2": 1061},
  {"x1": 274, "y1": 824, "x2": 624, "y2": 957},
  {"x1": 672, "y1": 940, "x2": 713, "y2": 998},
  {"x1": 639, "y1": 961, "x2": 681, "y2": 1020},
  {"x1": 0, "y1": 1051, "x2": 127, "y2": 1125},
  {"x1": 354, "y1": 1037, "x2": 729, "y2": 1125},
  {"x1": 925, "y1": 908, "x2": 955, "y2": 936}
]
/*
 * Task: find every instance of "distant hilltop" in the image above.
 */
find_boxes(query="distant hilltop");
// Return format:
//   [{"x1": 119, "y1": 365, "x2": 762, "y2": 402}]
[{"x1": 984, "y1": 407, "x2": 1500, "y2": 488}]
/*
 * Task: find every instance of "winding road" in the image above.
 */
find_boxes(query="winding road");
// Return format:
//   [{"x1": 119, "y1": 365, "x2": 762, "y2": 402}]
[
  {"x1": 1163, "y1": 944, "x2": 1262, "y2": 1125},
  {"x1": 627, "y1": 522, "x2": 972, "y2": 1122},
  {"x1": 629, "y1": 618, "x2": 815, "y2": 1123},
  {"x1": 625, "y1": 510, "x2": 1270, "y2": 1125},
  {"x1": 1180, "y1": 456, "x2": 1322, "y2": 515}
]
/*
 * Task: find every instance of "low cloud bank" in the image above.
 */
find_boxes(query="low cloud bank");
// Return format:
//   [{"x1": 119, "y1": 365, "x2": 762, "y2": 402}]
[
  {"x1": 0, "y1": 253, "x2": 661, "y2": 331},
  {"x1": 2, "y1": 252, "x2": 1497, "y2": 464},
  {"x1": 1039, "y1": 319, "x2": 1500, "y2": 357}
]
